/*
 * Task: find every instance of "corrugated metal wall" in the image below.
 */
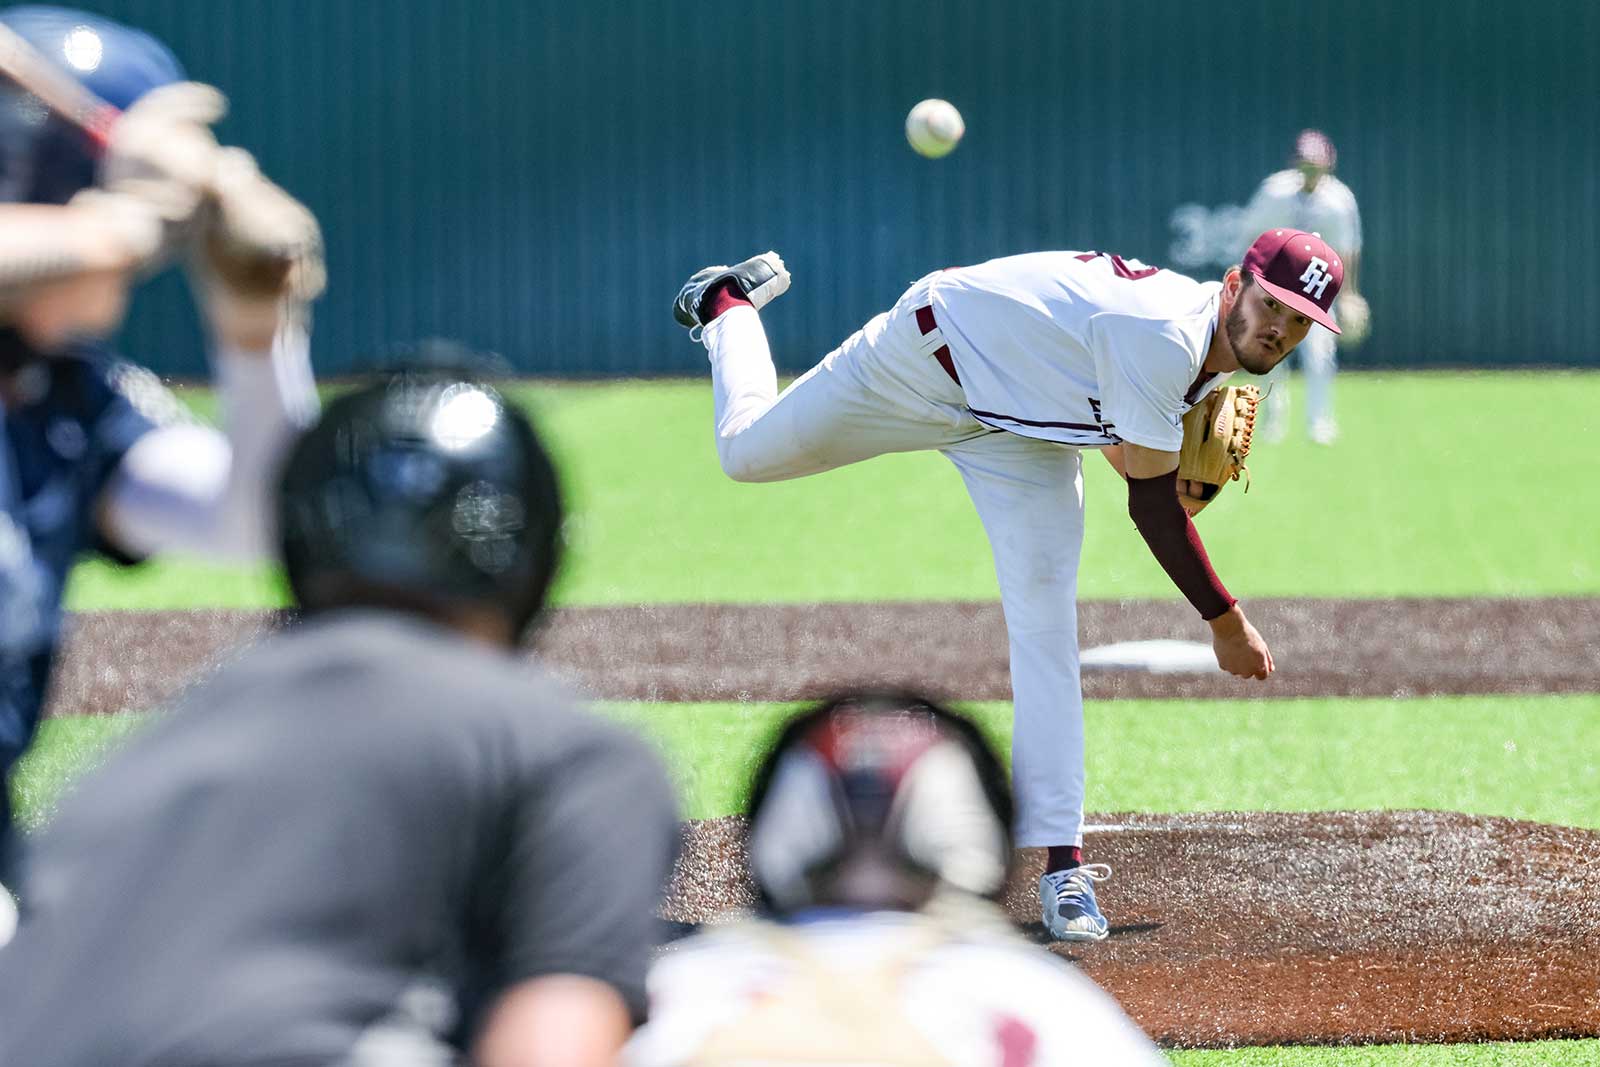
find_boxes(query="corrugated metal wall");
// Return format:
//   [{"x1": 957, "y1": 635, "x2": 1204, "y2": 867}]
[{"x1": 72, "y1": 0, "x2": 1599, "y2": 375}]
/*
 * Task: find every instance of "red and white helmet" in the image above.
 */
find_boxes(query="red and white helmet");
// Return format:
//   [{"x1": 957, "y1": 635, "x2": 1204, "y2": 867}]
[{"x1": 746, "y1": 691, "x2": 1013, "y2": 913}]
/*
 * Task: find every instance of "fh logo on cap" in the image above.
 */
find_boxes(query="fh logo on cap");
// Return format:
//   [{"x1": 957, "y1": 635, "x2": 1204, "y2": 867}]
[{"x1": 1300, "y1": 257, "x2": 1333, "y2": 300}]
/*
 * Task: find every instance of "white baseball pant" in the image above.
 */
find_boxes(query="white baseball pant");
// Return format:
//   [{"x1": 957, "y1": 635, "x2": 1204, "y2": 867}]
[{"x1": 703, "y1": 272, "x2": 1089, "y2": 847}]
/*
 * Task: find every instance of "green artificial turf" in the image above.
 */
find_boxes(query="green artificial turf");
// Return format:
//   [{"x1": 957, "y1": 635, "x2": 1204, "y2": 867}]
[
  {"x1": 1169, "y1": 1040, "x2": 1600, "y2": 1065},
  {"x1": 21, "y1": 694, "x2": 1599, "y2": 828},
  {"x1": 60, "y1": 370, "x2": 1600, "y2": 609},
  {"x1": 613, "y1": 694, "x2": 1600, "y2": 822}
]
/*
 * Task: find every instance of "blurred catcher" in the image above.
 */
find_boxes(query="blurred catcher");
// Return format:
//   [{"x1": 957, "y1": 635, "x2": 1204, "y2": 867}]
[
  {"x1": 0, "y1": 4, "x2": 322, "y2": 868},
  {"x1": 0, "y1": 369, "x2": 680, "y2": 1066},
  {"x1": 1237, "y1": 129, "x2": 1368, "y2": 444},
  {"x1": 626, "y1": 691, "x2": 1167, "y2": 1067}
]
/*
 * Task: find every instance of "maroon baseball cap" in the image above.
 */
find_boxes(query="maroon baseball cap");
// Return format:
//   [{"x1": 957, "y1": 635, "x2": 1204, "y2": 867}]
[{"x1": 1242, "y1": 228, "x2": 1345, "y2": 334}]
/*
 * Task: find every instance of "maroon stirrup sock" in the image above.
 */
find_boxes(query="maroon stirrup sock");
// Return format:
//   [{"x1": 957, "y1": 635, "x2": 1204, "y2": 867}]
[
  {"x1": 700, "y1": 279, "x2": 753, "y2": 322},
  {"x1": 1046, "y1": 845, "x2": 1083, "y2": 873}
]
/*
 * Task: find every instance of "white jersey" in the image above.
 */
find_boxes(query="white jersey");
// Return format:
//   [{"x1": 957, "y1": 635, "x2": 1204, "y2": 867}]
[
  {"x1": 626, "y1": 909, "x2": 1166, "y2": 1067},
  {"x1": 1237, "y1": 170, "x2": 1362, "y2": 261},
  {"x1": 929, "y1": 251, "x2": 1230, "y2": 452}
]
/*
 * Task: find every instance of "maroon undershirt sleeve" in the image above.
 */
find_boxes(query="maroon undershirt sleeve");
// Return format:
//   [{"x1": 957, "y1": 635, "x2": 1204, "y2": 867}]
[{"x1": 1126, "y1": 469, "x2": 1236, "y2": 621}]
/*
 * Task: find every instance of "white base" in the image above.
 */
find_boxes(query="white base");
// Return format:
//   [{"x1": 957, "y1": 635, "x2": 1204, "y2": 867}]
[{"x1": 1079, "y1": 638, "x2": 1219, "y2": 674}]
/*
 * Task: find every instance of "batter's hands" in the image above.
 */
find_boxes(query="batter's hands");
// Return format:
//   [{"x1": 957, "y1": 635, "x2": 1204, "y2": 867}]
[
  {"x1": 81, "y1": 83, "x2": 226, "y2": 249},
  {"x1": 190, "y1": 147, "x2": 325, "y2": 350},
  {"x1": 202, "y1": 148, "x2": 325, "y2": 300},
  {"x1": 1209, "y1": 604, "x2": 1274, "y2": 680}
]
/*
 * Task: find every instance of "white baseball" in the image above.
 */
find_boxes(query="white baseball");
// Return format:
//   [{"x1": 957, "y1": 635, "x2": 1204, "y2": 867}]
[{"x1": 905, "y1": 98, "x2": 965, "y2": 159}]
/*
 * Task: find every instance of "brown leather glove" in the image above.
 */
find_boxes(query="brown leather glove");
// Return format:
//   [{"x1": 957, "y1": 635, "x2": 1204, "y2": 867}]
[{"x1": 1176, "y1": 384, "x2": 1259, "y2": 515}]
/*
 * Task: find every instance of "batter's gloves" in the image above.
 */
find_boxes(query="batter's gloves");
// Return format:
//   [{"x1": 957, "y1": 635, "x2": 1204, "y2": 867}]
[
  {"x1": 188, "y1": 147, "x2": 324, "y2": 346},
  {"x1": 69, "y1": 82, "x2": 227, "y2": 268}
]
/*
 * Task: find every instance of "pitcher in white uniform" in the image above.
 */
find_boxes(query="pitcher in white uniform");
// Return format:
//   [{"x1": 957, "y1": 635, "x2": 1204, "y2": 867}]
[
  {"x1": 1237, "y1": 129, "x2": 1369, "y2": 443},
  {"x1": 672, "y1": 228, "x2": 1346, "y2": 940}
]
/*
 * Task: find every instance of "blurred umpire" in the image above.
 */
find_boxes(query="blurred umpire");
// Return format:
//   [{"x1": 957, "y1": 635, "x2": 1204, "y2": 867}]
[
  {"x1": 625, "y1": 692, "x2": 1165, "y2": 1067},
  {"x1": 0, "y1": 371, "x2": 680, "y2": 1067},
  {"x1": 0, "y1": 5, "x2": 323, "y2": 874}
]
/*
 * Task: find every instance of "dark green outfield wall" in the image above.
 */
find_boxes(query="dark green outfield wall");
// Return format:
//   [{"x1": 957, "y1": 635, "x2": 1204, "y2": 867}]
[{"x1": 74, "y1": 0, "x2": 1598, "y2": 374}]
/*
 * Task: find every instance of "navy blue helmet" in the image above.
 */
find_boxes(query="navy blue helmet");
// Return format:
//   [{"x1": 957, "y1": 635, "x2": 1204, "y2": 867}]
[{"x1": 0, "y1": 6, "x2": 184, "y2": 203}]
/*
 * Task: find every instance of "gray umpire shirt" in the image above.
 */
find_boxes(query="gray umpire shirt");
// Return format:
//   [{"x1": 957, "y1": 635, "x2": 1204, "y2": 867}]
[{"x1": 0, "y1": 610, "x2": 679, "y2": 1066}]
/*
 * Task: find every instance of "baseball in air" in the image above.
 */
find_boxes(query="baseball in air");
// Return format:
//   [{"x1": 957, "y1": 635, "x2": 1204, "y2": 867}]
[{"x1": 905, "y1": 98, "x2": 965, "y2": 158}]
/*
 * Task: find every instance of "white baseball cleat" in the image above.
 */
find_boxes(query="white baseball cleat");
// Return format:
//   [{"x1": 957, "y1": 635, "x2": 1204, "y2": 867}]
[
  {"x1": 1309, "y1": 416, "x2": 1339, "y2": 445},
  {"x1": 672, "y1": 251, "x2": 791, "y2": 330},
  {"x1": 1039, "y1": 863, "x2": 1112, "y2": 942}
]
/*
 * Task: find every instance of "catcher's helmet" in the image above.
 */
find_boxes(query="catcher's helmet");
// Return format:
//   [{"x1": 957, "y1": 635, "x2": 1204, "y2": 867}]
[
  {"x1": 277, "y1": 371, "x2": 563, "y2": 637},
  {"x1": 746, "y1": 691, "x2": 1014, "y2": 914},
  {"x1": 0, "y1": 5, "x2": 184, "y2": 204}
]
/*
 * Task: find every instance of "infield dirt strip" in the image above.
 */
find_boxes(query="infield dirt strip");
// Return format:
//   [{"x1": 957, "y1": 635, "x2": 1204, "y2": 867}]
[
  {"x1": 46, "y1": 597, "x2": 1600, "y2": 1047},
  {"x1": 45, "y1": 596, "x2": 1600, "y2": 714}
]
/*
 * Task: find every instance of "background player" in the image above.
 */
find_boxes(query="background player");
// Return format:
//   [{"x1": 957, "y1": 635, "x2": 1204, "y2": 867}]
[
  {"x1": 0, "y1": 370, "x2": 681, "y2": 1066},
  {"x1": 1236, "y1": 129, "x2": 1369, "y2": 443},
  {"x1": 627, "y1": 690, "x2": 1167, "y2": 1067},
  {"x1": 0, "y1": 5, "x2": 319, "y2": 870},
  {"x1": 673, "y1": 228, "x2": 1345, "y2": 941}
]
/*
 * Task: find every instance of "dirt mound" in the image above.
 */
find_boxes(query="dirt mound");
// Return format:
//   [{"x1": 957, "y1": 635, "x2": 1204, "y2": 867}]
[{"x1": 665, "y1": 810, "x2": 1600, "y2": 1047}]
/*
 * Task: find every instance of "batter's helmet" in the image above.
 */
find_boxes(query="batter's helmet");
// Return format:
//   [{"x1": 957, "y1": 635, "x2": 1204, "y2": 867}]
[
  {"x1": 746, "y1": 691, "x2": 1014, "y2": 914},
  {"x1": 0, "y1": 5, "x2": 184, "y2": 204},
  {"x1": 277, "y1": 370, "x2": 564, "y2": 638}
]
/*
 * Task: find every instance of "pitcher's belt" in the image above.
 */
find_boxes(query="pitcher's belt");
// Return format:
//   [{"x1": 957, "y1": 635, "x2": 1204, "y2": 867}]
[{"x1": 913, "y1": 305, "x2": 960, "y2": 385}]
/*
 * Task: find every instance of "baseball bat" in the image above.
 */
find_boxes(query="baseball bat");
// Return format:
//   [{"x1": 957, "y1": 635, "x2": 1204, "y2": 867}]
[{"x1": 0, "y1": 20, "x2": 119, "y2": 151}]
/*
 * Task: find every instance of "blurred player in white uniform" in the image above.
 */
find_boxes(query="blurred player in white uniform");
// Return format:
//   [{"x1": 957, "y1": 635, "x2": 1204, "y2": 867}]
[
  {"x1": 1237, "y1": 129, "x2": 1368, "y2": 443},
  {"x1": 626, "y1": 692, "x2": 1168, "y2": 1067},
  {"x1": 674, "y1": 229, "x2": 1346, "y2": 940}
]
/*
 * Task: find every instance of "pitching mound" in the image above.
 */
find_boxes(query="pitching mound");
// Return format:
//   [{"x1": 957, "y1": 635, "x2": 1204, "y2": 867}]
[{"x1": 666, "y1": 810, "x2": 1600, "y2": 1048}]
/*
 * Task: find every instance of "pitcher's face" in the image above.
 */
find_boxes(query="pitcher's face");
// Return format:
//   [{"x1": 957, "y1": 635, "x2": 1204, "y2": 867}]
[{"x1": 1226, "y1": 279, "x2": 1313, "y2": 375}]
